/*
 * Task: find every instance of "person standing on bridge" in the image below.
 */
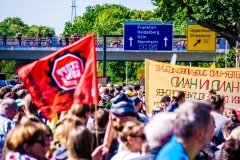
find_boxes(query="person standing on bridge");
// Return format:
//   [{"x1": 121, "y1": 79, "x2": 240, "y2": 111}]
[
  {"x1": 16, "y1": 32, "x2": 22, "y2": 47},
  {"x1": 37, "y1": 32, "x2": 42, "y2": 47},
  {"x1": 65, "y1": 33, "x2": 70, "y2": 46},
  {"x1": 2, "y1": 33, "x2": 7, "y2": 46}
]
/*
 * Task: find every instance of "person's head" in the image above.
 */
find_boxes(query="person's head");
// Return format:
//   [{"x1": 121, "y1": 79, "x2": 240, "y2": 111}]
[
  {"x1": 20, "y1": 116, "x2": 53, "y2": 157},
  {"x1": 68, "y1": 104, "x2": 90, "y2": 125},
  {"x1": 0, "y1": 98, "x2": 18, "y2": 120},
  {"x1": 172, "y1": 91, "x2": 185, "y2": 105},
  {"x1": 209, "y1": 94, "x2": 225, "y2": 114},
  {"x1": 175, "y1": 101, "x2": 214, "y2": 149},
  {"x1": 131, "y1": 96, "x2": 143, "y2": 112},
  {"x1": 0, "y1": 87, "x2": 9, "y2": 99},
  {"x1": 95, "y1": 109, "x2": 109, "y2": 130},
  {"x1": 223, "y1": 108, "x2": 238, "y2": 122},
  {"x1": 119, "y1": 121, "x2": 145, "y2": 152},
  {"x1": 4, "y1": 122, "x2": 48, "y2": 159},
  {"x1": 110, "y1": 93, "x2": 136, "y2": 130},
  {"x1": 13, "y1": 76, "x2": 19, "y2": 83},
  {"x1": 89, "y1": 104, "x2": 95, "y2": 118},
  {"x1": 219, "y1": 139, "x2": 240, "y2": 160},
  {"x1": 145, "y1": 112, "x2": 175, "y2": 148},
  {"x1": 53, "y1": 117, "x2": 83, "y2": 147},
  {"x1": 3, "y1": 91, "x2": 19, "y2": 100},
  {"x1": 222, "y1": 122, "x2": 237, "y2": 141},
  {"x1": 67, "y1": 126, "x2": 92, "y2": 160},
  {"x1": 161, "y1": 96, "x2": 171, "y2": 109},
  {"x1": 230, "y1": 126, "x2": 240, "y2": 140},
  {"x1": 13, "y1": 99, "x2": 26, "y2": 123},
  {"x1": 16, "y1": 89, "x2": 28, "y2": 99},
  {"x1": 152, "y1": 106, "x2": 164, "y2": 116},
  {"x1": 24, "y1": 94, "x2": 39, "y2": 115},
  {"x1": 205, "y1": 89, "x2": 216, "y2": 100}
]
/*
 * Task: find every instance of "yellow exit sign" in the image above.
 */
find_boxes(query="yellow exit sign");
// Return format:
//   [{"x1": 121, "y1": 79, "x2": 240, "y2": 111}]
[{"x1": 187, "y1": 24, "x2": 216, "y2": 51}]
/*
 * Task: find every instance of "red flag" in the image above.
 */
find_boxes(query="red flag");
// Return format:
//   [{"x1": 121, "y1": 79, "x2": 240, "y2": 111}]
[{"x1": 18, "y1": 34, "x2": 98, "y2": 120}]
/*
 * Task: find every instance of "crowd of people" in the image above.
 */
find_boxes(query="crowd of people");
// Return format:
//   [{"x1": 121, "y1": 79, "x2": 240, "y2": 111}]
[
  {"x1": 0, "y1": 76, "x2": 240, "y2": 160},
  {"x1": 0, "y1": 32, "x2": 122, "y2": 48}
]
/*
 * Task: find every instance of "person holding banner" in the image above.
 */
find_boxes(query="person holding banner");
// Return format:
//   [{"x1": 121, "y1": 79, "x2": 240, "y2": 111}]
[{"x1": 166, "y1": 91, "x2": 185, "y2": 112}]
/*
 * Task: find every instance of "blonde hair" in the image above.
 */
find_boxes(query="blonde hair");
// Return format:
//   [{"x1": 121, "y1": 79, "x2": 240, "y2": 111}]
[
  {"x1": 119, "y1": 121, "x2": 144, "y2": 148},
  {"x1": 223, "y1": 108, "x2": 237, "y2": 119},
  {"x1": 49, "y1": 117, "x2": 83, "y2": 156},
  {"x1": 67, "y1": 126, "x2": 92, "y2": 160},
  {"x1": 230, "y1": 126, "x2": 240, "y2": 140},
  {"x1": 68, "y1": 104, "x2": 90, "y2": 119}
]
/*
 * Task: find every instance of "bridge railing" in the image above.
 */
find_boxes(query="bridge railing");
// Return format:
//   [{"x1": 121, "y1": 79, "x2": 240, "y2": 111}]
[{"x1": 0, "y1": 36, "x2": 229, "y2": 51}]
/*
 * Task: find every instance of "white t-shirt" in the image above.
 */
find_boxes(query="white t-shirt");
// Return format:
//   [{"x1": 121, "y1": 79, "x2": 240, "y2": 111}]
[
  {"x1": 86, "y1": 116, "x2": 94, "y2": 129},
  {"x1": 111, "y1": 151, "x2": 140, "y2": 160}
]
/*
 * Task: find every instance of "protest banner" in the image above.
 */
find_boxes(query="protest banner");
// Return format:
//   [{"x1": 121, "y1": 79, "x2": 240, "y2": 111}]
[
  {"x1": 145, "y1": 59, "x2": 240, "y2": 113},
  {"x1": 18, "y1": 34, "x2": 98, "y2": 120}
]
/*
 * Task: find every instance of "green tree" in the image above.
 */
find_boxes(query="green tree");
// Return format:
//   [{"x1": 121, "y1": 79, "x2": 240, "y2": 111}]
[
  {"x1": 0, "y1": 17, "x2": 29, "y2": 37},
  {"x1": 25, "y1": 25, "x2": 55, "y2": 37},
  {"x1": 0, "y1": 60, "x2": 33, "y2": 79},
  {"x1": 152, "y1": 0, "x2": 240, "y2": 48}
]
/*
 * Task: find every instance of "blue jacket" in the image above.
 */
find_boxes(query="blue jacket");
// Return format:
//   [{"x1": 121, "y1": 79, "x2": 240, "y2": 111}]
[
  {"x1": 166, "y1": 102, "x2": 178, "y2": 112},
  {"x1": 155, "y1": 136, "x2": 190, "y2": 160}
]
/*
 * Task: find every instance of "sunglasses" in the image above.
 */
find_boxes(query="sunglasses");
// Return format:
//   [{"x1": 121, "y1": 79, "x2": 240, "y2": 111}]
[{"x1": 131, "y1": 133, "x2": 146, "y2": 140}]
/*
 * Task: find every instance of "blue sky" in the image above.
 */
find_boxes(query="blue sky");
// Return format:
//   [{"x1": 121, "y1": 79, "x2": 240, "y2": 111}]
[{"x1": 0, "y1": 0, "x2": 155, "y2": 34}]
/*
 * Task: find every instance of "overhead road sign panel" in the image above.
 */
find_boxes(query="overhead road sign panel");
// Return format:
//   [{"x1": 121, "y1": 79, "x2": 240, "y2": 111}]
[
  {"x1": 124, "y1": 21, "x2": 173, "y2": 51},
  {"x1": 187, "y1": 24, "x2": 216, "y2": 51}
]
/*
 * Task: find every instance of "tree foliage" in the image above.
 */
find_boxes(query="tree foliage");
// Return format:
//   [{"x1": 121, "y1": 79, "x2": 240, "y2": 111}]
[
  {"x1": 62, "y1": 4, "x2": 160, "y2": 37},
  {"x1": 152, "y1": 0, "x2": 240, "y2": 47},
  {"x1": 0, "y1": 17, "x2": 29, "y2": 36},
  {"x1": 25, "y1": 25, "x2": 55, "y2": 37},
  {"x1": 0, "y1": 17, "x2": 55, "y2": 37}
]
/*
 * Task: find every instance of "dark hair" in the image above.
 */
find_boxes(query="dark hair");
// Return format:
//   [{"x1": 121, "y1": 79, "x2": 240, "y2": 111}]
[
  {"x1": 209, "y1": 95, "x2": 225, "y2": 110},
  {"x1": 221, "y1": 139, "x2": 240, "y2": 160},
  {"x1": 16, "y1": 89, "x2": 28, "y2": 99},
  {"x1": 208, "y1": 89, "x2": 216, "y2": 95},
  {"x1": 0, "y1": 87, "x2": 9, "y2": 99},
  {"x1": 90, "y1": 104, "x2": 95, "y2": 114},
  {"x1": 3, "y1": 91, "x2": 19, "y2": 100},
  {"x1": 222, "y1": 122, "x2": 237, "y2": 135},
  {"x1": 67, "y1": 126, "x2": 92, "y2": 159},
  {"x1": 172, "y1": 91, "x2": 185, "y2": 102},
  {"x1": 96, "y1": 109, "x2": 109, "y2": 129},
  {"x1": 128, "y1": 86, "x2": 133, "y2": 92},
  {"x1": 110, "y1": 89, "x2": 115, "y2": 95}
]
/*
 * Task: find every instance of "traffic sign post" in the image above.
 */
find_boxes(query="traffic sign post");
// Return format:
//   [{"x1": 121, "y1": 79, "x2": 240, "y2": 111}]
[
  {"x1": 124, "y1": 21, "x2": 173, "y2": 51},
  {"x1": 187, "y1": 24, "x2": 216, "y2": 51}
]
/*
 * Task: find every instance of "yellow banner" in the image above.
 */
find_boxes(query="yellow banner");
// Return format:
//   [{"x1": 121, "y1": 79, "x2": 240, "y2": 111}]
[{"x1": 145, "y1": 59, "x2": 240, "y2": 113}]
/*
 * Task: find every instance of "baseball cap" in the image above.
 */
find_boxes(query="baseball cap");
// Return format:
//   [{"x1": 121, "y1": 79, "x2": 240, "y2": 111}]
[
  {"x1": 161, "y1": 96, "x2": 171, "y2": 102},
  {"x1": 110, "y1": 93, "x2": 136, "y2": 117},
  {"x1": 131, "y1": 96, "x2": 142, "y2": 105},
  {"x1": 15, "y1": 99, "x2": 24, "y2": 107},
  {"x1": 124, "y1": 90, "x2": 134, "y2": 97}
]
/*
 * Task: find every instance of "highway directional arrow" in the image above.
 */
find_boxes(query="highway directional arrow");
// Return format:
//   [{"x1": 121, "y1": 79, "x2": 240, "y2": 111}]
[
  {"x1": 193, "y1": 39, "x2": 201, "y2": 47},
  {"x1": 129, "y1": 37, "x2": 133, "y2": 47},
  {"x1": 164, "y1": 37, "x2": 168, "y2": 47}
]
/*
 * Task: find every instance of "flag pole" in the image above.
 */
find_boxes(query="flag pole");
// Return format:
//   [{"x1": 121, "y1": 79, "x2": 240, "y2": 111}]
[{"x1": 94, "y1": 104, "x2": 99, "y2": 147}]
